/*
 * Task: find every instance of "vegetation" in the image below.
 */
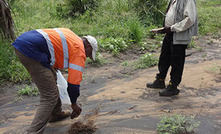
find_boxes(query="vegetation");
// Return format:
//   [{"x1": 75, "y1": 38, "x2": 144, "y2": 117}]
[
  {"x1": 99, "y1": 37, "x2": 129, "y2": 56},
  {"x1": 197, "y1": 0, "x2": 221, "y2": 35},
  {"x1": 0, "y1": 0, "x2": 220, "y2": 84},
  {"x1": 17, "y1": 85, "x2": 39, "y2": 96},
  {"x1": 86, "y1": 52, "x2": 107, "y2": 67},
  {"x1": 207, "y1": 64, "x2": 221, "y2": 74},
  {"x1": 0, "y1": 41, "x2": 31, "y2": 84},
  {"x1": 135, "y1": 53, "x2": 158, "y2": 69},
  {"x1": 157, "y1": 114, "x2": 200, "y2": 134}
]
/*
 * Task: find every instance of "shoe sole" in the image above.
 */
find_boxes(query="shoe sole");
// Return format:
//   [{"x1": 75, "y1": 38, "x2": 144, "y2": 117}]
[
  {"x1": 146, "y1": 86, "x2": 166, "y2": 89},
  {"x1": 159, "y1": 90, "x2": 180, "y2": 96}
]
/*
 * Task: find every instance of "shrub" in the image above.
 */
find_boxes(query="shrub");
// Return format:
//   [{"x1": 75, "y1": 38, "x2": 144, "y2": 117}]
[{"x1": 157, "y1": 114, "x2": 200, "y2": 134}]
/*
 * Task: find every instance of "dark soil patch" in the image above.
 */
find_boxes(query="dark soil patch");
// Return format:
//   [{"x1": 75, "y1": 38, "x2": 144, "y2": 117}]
[
  {"x1": 68, "y1": 105, "x2": 100, "y2": 134},
  {"x1": 68, "y1": 121, "x2": 97, "y2": 134}
]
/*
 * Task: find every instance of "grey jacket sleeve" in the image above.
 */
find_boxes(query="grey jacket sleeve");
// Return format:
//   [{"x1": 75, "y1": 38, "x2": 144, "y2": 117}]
[{"x1": 171, "y1": 0, "x2": 197, "y2": 33}]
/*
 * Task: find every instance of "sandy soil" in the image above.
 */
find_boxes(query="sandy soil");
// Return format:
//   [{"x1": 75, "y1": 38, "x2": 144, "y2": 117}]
[{"x1": 0, "y1": 36, "x2": 221, "y2": 134}]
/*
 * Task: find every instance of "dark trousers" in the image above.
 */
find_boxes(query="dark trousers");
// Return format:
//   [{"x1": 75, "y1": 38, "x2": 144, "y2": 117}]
[{"x1": 157, "y1": 33, "x2": 187, "y2": 86}]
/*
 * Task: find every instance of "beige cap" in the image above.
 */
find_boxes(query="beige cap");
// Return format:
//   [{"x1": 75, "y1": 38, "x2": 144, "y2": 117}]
[{"x1": 83, "y1": 35, "x2": 98, "y2": 60}]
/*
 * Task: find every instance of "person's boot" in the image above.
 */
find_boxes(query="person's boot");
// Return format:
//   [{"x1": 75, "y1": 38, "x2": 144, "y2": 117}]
[
  {"x1": 159, "y1": 82, "x2": 180, "y2": 96},
  {"x1": 49, "y1": 110, "x2": 71, "y2": 123},
  {"x1": 146, "y1": 78, "x2": 165, "y2": 89}
]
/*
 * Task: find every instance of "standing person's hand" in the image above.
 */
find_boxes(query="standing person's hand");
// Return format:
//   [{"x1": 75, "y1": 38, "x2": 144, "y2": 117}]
[
  {"x1": 71, "y1": 103, "x2": 82, "y2": 119},
  {"x1": 159, "y1": 27, "x2": 172, "y2": 34}
]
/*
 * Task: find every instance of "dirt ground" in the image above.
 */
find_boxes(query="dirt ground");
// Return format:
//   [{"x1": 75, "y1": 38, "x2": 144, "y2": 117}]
[{"x1": 0, "y1": 36, "x2": 221, "y2": 134}]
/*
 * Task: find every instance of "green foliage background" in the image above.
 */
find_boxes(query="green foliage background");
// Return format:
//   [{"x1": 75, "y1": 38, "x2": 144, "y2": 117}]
[{"x1": 0, "y1": 0, "x2": 220, "y2": 84}]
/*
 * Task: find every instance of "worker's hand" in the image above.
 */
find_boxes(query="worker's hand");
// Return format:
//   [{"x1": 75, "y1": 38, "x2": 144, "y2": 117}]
[
  {"x1": 159, "y1": 27, "x2": 172, "y2": 34},
  {"x1": 70, "y1": 103, "x2": 82, "y2": 119}
]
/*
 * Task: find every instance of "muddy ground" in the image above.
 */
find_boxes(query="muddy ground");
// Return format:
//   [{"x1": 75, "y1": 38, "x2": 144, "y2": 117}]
[{"x1": 0, "y1": 35, "x2": 221, "y2": 134}]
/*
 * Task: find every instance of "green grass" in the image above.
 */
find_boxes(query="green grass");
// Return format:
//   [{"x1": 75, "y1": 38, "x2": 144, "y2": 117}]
[
  {"x1": 0, "y1": 0, "x2": 220, "y2": 84},
  {"x1": 0, "y1": 41, "x2": 31, "y2": 84},
  {"x1": 197, "y1": 0, "x2": 221, "y2": 35},
  {"x1": 11, "y1": 0, "x2": 73, "y2": 35},
  {"x1": 0, "y1": 0, "x2": 73, "y2": 84}
]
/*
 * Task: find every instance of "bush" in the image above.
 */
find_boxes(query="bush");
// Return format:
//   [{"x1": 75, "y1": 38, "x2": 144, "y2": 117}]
[{"x1": 157, "y1": 115, "x2": 200, "y2": 134}]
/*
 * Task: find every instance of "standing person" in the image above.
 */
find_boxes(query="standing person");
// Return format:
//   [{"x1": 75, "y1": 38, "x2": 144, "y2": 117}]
[
  {"x1": 11, "y1": 28, "x2": 98, "y2": 134},
  {"x1": 146, "y1": 0, "x2": 198, "y2": 96}
]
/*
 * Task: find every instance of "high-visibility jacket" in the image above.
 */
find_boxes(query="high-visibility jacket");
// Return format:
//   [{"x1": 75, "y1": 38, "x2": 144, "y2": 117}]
[
  {"x1": 36, "y1": 28, "x2": 86, "y2": 85},
  {"x1": 12, "y1": 28, "x2": 85, "y2": 103}
]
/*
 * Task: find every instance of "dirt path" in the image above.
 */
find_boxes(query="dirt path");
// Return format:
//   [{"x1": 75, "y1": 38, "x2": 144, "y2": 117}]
[{"x1": 0, "y1": 36, "x2": 221, "y2": 134}]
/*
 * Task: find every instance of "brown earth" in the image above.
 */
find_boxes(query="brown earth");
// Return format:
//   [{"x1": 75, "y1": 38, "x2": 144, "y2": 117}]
[{"x1": 0, "y1": 35, "x2": 221, "y2": 134}]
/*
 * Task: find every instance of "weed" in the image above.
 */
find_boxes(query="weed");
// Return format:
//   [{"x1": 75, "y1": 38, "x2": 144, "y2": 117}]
[
  {"x1": 56, "y1": 0, "x2": 100, "y2": 18},
  {"x1": 146, "y1": 43, "x2": 161, "y2": 52},
  {"x1": 188, "y1": 40, "x2": 196, "y2": 48},
  {"x1": 207, "y1": 64, "x2": 221, "y2": 74},
  {"x1": 86, "y1": 52, "x2": 107, "y2": 67},
  {"x1": 0, "y1": 41, "x2": 31, "y2": 84},
  {"x1": 157, "y1": 114, "x2": 200, "y2": 134},
  {"x1": 8, "y1": 60, "x2": 31, "y2": 83},
  {"x1": 135, "y1": 53, "x2": 158, "y2": 69},
  {"x1": 14, "y1": 96, "x2": 23, "y2": 102},
  {"x1": 18, "y1": 85, "x2": 39, "y2": 96},
  {"x1": 99, "y1": 37, "x2": 128, "y2": 56},
  {"x1": 133, "y1": 0, "x2": 168, "y2": 25},
  {"x1": 127, "y1": 16, "x2": 145, "y2": 43},
  {"x1": 121, "y1": 61, "x2": 130, "y2": 67}
]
